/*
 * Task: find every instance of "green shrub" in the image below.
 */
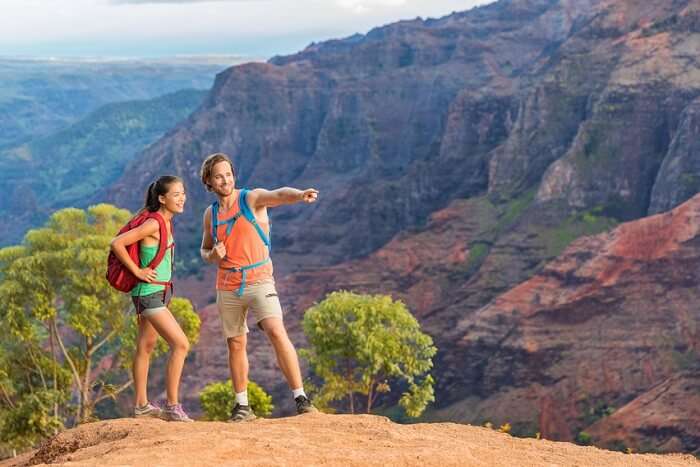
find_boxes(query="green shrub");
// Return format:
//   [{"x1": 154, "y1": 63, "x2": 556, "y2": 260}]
[
  {"x1": 200, "y1": 380, "x2": 273, "y2": 420},
  {"x1": 576, "y1": 431, "x2": 592, "y2": 446}
]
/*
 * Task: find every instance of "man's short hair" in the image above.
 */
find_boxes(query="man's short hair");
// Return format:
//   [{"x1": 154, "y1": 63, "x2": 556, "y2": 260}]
[{"x1": 200, "y1": 153, "x2": 235, "y2": 192}]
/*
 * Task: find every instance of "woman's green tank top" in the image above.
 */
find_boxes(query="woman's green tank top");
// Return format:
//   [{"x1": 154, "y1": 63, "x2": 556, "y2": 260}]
[{"x1": 131, "y1": 236, "x2": 173, "y2": 297}]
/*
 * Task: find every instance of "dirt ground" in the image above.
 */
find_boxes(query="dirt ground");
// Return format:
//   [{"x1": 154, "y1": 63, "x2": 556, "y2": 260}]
[{"x1": 2, "y1": 413, "x2": 698, "y2": 467}]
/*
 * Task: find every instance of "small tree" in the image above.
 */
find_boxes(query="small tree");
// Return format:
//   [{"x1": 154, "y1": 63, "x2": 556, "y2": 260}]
[
  {"x1": 301, "y1": 291, "x2": 437, "y2": 417},
  {"x1": 0, "y1": 204, "x2": 200, "y2": 427},
  {"x1": 199, "y1": 381, "x2": 273, "y2": 420},
  {"x1": 0, "y1": 342, "x2": 71, "y2": 451}
]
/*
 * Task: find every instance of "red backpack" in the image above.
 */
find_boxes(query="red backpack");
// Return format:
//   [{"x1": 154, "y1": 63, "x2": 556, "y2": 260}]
[{"x1": 106, "y1": 211, "x2": 171, "y2": 293}]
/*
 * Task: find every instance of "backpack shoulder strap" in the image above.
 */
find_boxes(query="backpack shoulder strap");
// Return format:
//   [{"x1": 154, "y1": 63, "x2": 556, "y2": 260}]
[
  {"x1": 239, "y1": 188, "x2": 271, "y2": 249},
  {"x1": 145, "y1": 212, "x2": 169, "y2": 270},
  {"x1": 211, "y1": 201, "x2": 220, "y2": 244},
  {"x1": 123, "y1": 210, "x2": 148, "y2": 234}
]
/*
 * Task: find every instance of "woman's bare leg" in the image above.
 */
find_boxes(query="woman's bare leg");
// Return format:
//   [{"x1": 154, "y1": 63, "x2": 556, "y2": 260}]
[
  {"x1": 133, "y1": 317, "x2": 159, "y2": 406},
  {"x1": 145, "y1": 309, "x2": 190, "y2": 405}
]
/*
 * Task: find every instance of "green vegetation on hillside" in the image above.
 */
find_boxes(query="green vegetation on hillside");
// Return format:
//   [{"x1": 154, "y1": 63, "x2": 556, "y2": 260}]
[
  {"x1": 0, "y1": 89, "x2": 207, "y2": 247},
  {"x1": 2, "y1": 89, "x2": 206, "y2": 207},
  {"x1": 0, "y1": 58, "x2": 227, "y2": 149},
  {"x1": 541, "y1": 206, "x2": 618, "y2": 258}
]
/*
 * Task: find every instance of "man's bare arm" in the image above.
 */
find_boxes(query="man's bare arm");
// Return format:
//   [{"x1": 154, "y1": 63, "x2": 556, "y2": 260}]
[{"x1": 247, "y1": 187, "x2": 318, "y2": 209}]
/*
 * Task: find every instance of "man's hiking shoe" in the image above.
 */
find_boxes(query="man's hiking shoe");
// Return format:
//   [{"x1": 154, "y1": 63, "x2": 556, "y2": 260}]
[
  {"x1": 229, "y1": 403, "x2": 257, "y2": 422},
  {"x1": 162, "y1": 403, "x2": 193, "y2": 422},
  {"x1": 133, "y1": 402, "x2": 162, "y2": 419},
  {"x1": 295, "y1": 395, "x2": 318, "y2": 414}
]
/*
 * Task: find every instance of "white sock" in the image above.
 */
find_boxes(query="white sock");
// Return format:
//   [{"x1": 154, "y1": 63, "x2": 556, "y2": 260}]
[
  {"x1": 292, "y1": 388, "x2": 306, "y2": 399},
  {"x1": 235, "y1": 391, "x2": 249, "y2": 406}
]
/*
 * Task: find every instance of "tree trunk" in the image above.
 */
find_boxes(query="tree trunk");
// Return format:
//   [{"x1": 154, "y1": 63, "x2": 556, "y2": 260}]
[
  {"x1": 79, "y1": 337, "x2": 93, "y2": 423},
  {"x1": 346, "y1": 365, "x2": 355, "y2": 414},
  {"x1": 49, "y1": 319, "x2": 59, "y2": 432},
  {"x1": 80, "y1": 392, "x2": 92, "y2": 422}
]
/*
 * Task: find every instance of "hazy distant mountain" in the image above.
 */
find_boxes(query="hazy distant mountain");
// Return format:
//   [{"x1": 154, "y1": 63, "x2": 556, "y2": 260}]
[
  {"x1": 0, "y1": 56, "x2": 250, "y2": 148},
  {"x1": 0, "y1": 88, "x2": 207, "y2": 244}
]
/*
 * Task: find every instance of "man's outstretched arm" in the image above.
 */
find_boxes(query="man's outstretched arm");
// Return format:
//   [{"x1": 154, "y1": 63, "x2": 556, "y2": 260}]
[{"x1": 247, "y1": 187, "x2": 318, "y2": 209}]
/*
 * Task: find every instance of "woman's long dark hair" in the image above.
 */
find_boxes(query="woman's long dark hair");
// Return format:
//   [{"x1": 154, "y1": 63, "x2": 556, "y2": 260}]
[{"x1": 143, "y1": 175, "x2": 184, "y2": 212}]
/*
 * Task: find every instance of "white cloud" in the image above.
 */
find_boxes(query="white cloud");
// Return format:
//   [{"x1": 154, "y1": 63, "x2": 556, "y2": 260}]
[
  {"x1": 111, "y1": 0, "x2": 267, "y2": 3},
  {"x1": 0, "y1": 0, "x2": 494, "y2": 56},
  {"x1": 336, "y1": 0, "x2": 407, "y2": 14}
]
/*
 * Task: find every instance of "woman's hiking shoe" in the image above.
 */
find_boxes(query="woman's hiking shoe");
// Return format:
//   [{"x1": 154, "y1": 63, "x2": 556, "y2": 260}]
[
  {"x1": 133, "y1": 402, "x2": 162, "y2": 418},
  {"x1": 229, "y1": 403, "x2": 257, "y2": 422},
  {"x1": 295, "y1": 395, "x2": 318, "y2": 414},
  {"x1": 162, "y1": 403, "x2": 193, "y2": 422}
]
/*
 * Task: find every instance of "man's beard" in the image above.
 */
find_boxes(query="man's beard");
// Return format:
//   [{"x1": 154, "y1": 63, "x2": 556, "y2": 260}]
[{"x1": 215, "y1": 186, "x2": 234, "y2": 197}]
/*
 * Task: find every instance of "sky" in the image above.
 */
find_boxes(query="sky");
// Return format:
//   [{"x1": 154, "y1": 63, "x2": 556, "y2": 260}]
[{"x1": 0, "y1": 0, "x2": 494, "y2": 59}]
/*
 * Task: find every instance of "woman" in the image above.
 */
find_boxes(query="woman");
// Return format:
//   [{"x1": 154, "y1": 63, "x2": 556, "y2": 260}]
[{"x1": 110, "y1": 175, "x2": 192, "y2": 422}]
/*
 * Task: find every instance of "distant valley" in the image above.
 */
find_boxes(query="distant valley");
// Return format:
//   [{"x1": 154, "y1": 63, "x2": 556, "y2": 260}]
[{"x1": 0, "y1": 56, "x2": 251, "y2": 245}]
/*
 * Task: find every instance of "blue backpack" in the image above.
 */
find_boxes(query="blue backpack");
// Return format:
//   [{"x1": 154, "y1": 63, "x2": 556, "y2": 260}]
[{"x1": 211, "y1": 188, "x2": 271, "y2": 296}]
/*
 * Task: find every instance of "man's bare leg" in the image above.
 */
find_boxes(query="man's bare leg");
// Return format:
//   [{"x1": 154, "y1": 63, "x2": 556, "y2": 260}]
[
  {"x1": 261, "y1": 317, "x2": 316, "y2": 414},
  {"x1": 227, "y1": 333, "x2": 257, "y2": 421},
  {"x1": 227, "y1": 334, "x2": 249, "y2": 393},
  {"x1": 260, "y1": 317, "x2": 302, "y2": 389}
]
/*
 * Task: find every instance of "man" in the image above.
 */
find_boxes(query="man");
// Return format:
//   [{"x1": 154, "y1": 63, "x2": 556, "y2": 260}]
[{"x1": 199, "y1": 152, "x2": 318, "y2": 421}]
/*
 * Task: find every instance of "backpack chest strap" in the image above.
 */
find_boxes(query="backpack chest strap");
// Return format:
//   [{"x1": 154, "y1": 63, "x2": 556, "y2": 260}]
[{"x1": 225, "y1": 257, "x2": 271, "y2": 297}]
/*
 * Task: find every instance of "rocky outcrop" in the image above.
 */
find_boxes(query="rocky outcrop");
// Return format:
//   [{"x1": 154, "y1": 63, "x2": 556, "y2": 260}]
[{"x1": 4, "y1": 415, "x2": 697, "y2": 467}]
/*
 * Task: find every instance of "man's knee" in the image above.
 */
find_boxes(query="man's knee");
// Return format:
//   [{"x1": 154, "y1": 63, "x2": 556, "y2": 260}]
[
  {"x1": 227, "y1": 335, "x2": 247, "y2": 353},
  {"x1": 262, "y1": 320, "x2": 288, "y2": 343}
]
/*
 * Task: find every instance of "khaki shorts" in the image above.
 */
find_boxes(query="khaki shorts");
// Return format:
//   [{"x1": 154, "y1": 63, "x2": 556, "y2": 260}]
[{"x1": 216, "y1": 280, "x2": 283, "y2": 338}]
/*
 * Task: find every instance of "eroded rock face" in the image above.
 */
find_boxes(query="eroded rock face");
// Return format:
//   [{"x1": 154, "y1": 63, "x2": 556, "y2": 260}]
[
  {"x1": 511, "y1": 1, "x2": 700, "y2": 218},
  {"x1": 586, "y1": 372, "x2": 700, "y2": 455},
  {"x1": 440, "y1": 194, "x2": 700, "y2": 448},
  {"x1": 650, "y1": 97, "x2": 700, "y2": 214},
  {"x1": 106, "y1": 0, "x2": 606, "y2": 271},
  {"x1": 107, "y1": 0, "x2": 700, "y2": 283}
]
